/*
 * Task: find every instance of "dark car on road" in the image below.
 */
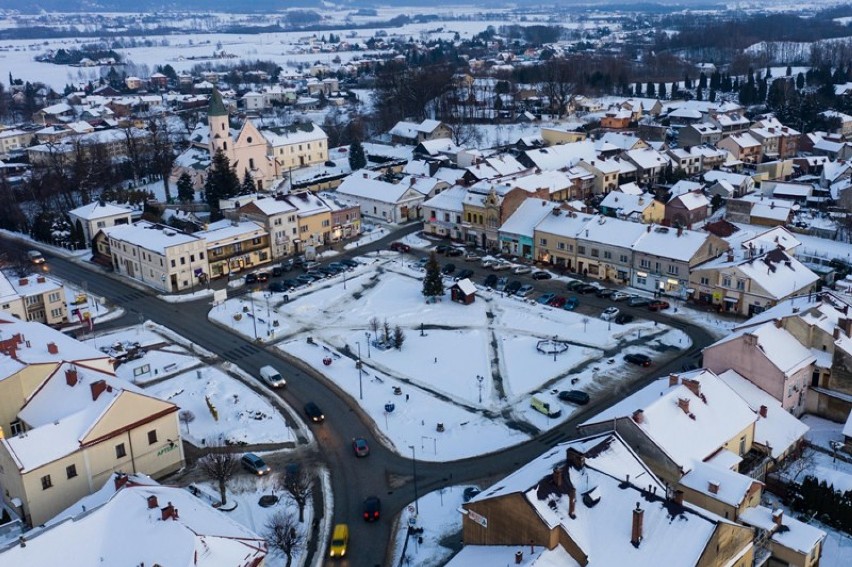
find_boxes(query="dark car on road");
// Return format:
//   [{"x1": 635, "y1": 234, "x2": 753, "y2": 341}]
[
  {"x1": 436, "y1": 244, "x2": 451, "y2": 254},
  {"x1": 245, "y1": 273, "x2": 258, "y2": 284},
  {"x1": 627, "y1": 296, "x2": 651, "y2": 307},
  {"x1": 648, "y1": 300, "x2": 671, "y2": 311},
  {"x1": 484, "y1": 274, "x2": 497, "y2": 288},
  {"x1": 596, "y1": 288, "x2": 615, "y2": 298},
  {"x1": 304, "y1": 402, "x2": 325, "y2": 423},
  {"x1": 389, "y1": 242, "x2": 411, "y2": 253},
  {"x1": 624, "y1": 353, "x2": 652, "y2": 367},
  {"x1": 566, "y1": 280, "x2": 584, "y2": 291},
  {"x1": 362, "y1": 496, "x2": 381, "y2": 522},
  {"x1": 531, "y1": 271, "x2": 552, "y2": 280},
  {"x1": 272, "y1": 266, "x2": 285, "y2": 277},
  {"x1": 256, "y1": 272, "x2": 270, "y2": 282},
  {"x1": 352, "y1": 437, "x2": 370, "y2": 457},
  {"x1": 268, "y1": 281, "x2": 290, "y2": 293},
  {"x1": 441, "y1": 263, "x2": 456, "y2": 275},
  {"x1": 614, "y1": 313, "x2": 634, "y2": 325},
  {"x1": 447, "y1": 247, "x2": 465, "y2": 257},
  {"x1": 281, "y1": 278, "x2": 300, "y2": 290},
  {"x1": 558, "y1": 390, "x2": 590, "y2": 405},
  {"x1": 576, "y1": 283, "x2": 600, "y2": 294},
  {"x1": 340, "y1": 259, "x2": 359, "y2": 269},
  {"x1": 506, "y1": 280, "x2": 522, "y2": 294}
]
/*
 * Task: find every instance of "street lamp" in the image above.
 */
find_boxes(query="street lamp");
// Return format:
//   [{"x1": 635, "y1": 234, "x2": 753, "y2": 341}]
[
  {"x1": 408, "y1": 444, "x2": 419, "y2": 516},
  {"x1": 356, "y1": 341, "x2": 363, "y2": 400},
  {"x1": 365, "y1": 332, "x2": 371, "y2": 358},
  {"x1": 476, "y1": 374, "x2": 485, "y2": 403}
]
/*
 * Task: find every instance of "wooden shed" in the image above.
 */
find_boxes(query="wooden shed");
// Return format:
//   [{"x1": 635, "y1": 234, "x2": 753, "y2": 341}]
[{"x1": 451, "y1": 278, "x2": 477, "y2": 305}]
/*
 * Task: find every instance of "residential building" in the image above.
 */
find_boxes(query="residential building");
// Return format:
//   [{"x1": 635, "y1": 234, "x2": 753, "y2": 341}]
[
  {"x1": 335, "y1": 173, "x2": 425, "y2": 223},
  {"x1": 667, "y1": 147, "x2": 702, "y2": 176},
  {"x1": 498, "y1": 198, "x2": 561, "y2": 259},
  {"x1": 196, "y1": 220, "x2": 271, "y2": 279},
  {"x1": 533, "y1": 210, "x2": 597, "y2": 270},
  {"x1": 423, "y1": 186, "x2": 467, "y2": 240},
  {"x1": 0, "y1": 317, "x2": 183, "y2": 527},
  {"x1": 710, "y1": 112, "x2": 751, "y2": 135},
  {"x1": 286, "y1": 191, "x2": 334, "y2": 251},
  {"x1": 540, "y1": 125, "x2": 586, "y2": 146},
  {"x1": 739, "y1": 507, "x2": 825, "y2": 567},
  {"x1": 679, "y1": 123, "x2": 723, "y2": 147},
  {"x1": 703, "y1": 321, "x2": 816, "y2": 415},
  {"x1": 665, "y1": 190, "x2": 710, "y2": 227},
  {"x1": 103, "y1": 221, "x2": 209, "y2": 293},
  {"x1": 68, "y1": 201, "x2": 134, "y2": 245},
  {"x1": 578, "y1": 158, "x2": 620, "y2": 194},
  {"x1": 462, "y1": 183, "x2": 546, "y2": 250},
  {"x1": 0, "y1": 272, "x2": 67, "y2": 326},
  {"x1": 599, "y1": 191, "x2": 663, "y2": 223},
  {"x1": 454, "y1": 431, "x2": 756, "y2": 567},
  {"x1": 718, "y1": 133, "x2": 763, "y2": 164},
  {"x1": 28, "y1": 128, "x2": 151, "y2": 167},
  {"x1": 236, "y1": 196, "x2": 299, "y2": 259},
  {"x1": 575, "y1": 216, "x2": 648, "y2": 283},
  {"x1": 389, "y1": 119, "x2": 453, "y2": 145},
  {"x1": 0, "y1": 129, "x2": 34, "y2": 158},
  {"x1": 725, "y1": 195, "x2": 795, "y2": 226},
  {"x1": 623, "y1": 148, "x2": 669, "y2": 185},
  {"x1": 704, "y1": 170, "x2": 755, "y2": 198}
]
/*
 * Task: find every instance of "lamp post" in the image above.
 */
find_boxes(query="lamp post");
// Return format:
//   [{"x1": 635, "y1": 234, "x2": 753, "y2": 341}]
[
  {"x1": 250, "y1": 292, "x2": 258, "y2": 341},
  {"x1": 365, "y1": 332, "x2": 371, "y2": 358},
  {"x1": 408, "y1": 444, "x2": 419, "y2": 516},
  {"x1": 476, "y1": 374, "x2": 484, "y2": 403},
  {"x1": 356, "y1": 341, "x2": 363, "y2": 400}
]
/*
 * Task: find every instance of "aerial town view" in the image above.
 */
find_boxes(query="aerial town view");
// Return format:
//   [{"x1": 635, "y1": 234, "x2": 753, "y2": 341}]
[{"x1": 2, "y1": 0, "x2": 852, "y2": 565}]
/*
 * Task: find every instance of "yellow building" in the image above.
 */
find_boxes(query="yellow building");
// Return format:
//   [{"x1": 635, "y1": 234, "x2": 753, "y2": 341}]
[
  {"x1": 196, "y1": 219, "x2": 271, "y2": 278},
  {"x1": 0, "y1": 272, "x2": 68, "y2": 326}
]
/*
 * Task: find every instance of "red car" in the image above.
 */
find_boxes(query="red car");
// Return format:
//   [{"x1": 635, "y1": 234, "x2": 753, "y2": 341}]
[
  {"x1": 648, "y1": 300, "x2": 670, "y2": 311},
  {"x1": 389, "y1": 242, "x2": 411, "y2": 253},
  {"x1": 548, "y1": 295, "x2": 567, "y2": 308}
]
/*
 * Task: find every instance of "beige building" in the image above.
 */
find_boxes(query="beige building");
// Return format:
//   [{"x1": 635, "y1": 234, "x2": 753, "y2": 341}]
[
  {"x1": 103, "y1": 221, "x2": 209, "y2": 292},
  {"x1": 0, "y1": 316, "x2": 183, "y2": 527},
  {"x1": 236, "y1": 196, "x2": 300, "y2": 259},
  {"x1": 0, "y1": 128, "x2": 34, "y2": 158},
  {"x1": 0, "y1": 272, "x2": 68, "y2": 326},
  {"x1": 540, "y1": 126, "x2": 586, "y2": 146},
  {"x1": 196, "y1": 219, "x2": 271, "y2": 279}
]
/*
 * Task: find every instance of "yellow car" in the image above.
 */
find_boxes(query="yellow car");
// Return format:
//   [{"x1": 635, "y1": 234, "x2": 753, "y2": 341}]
[{"x1": 329, "y1": 523, "x2": 349, "y2": 558}]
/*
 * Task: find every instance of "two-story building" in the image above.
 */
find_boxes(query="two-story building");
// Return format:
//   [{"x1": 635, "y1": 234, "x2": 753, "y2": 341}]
[
  {"x1": 196, "y1": 219, "x2": 271, "y2": 279},
  {"x1": 574, "y1": 216, "x2": 648, "y2": 283},
  {"x1": 0, "y1": 272, "x2": 67, "y2": 326},
  {"x1": 423, "y1": 185, "x2": 467, "y2": 240},
  {"x1": 68, "y1": 201, "x2": 134, "y2": 246}
]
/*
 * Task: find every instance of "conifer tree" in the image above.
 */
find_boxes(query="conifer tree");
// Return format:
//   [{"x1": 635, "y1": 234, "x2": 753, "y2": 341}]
[{"x1": 422, "y1": 252, "x2": 444, "y2": 300}]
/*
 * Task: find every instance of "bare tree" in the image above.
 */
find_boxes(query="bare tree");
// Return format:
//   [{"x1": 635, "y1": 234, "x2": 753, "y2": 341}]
[
  {"x1": 264, "y1": 511, "x2": 306, "y2": 567},
  {"x1": 179, "y1": 410, "x2": 195, "y2": 434},
  {"x1": 198, "y1": 448, "x2": 239, "y2": 506},
  {"x1": 369, "y1": 317, "x2": 380, "y2": 337},
  {"x1": 279, "y1": 467, "x2": 313, "y2": 522}
]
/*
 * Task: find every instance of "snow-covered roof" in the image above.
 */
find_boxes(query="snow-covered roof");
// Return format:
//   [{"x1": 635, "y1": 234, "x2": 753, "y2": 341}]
[
  {"x1": 0, "y1": 315, "x2": 107, "y2": 366},
  {"x1": 417, "y1": 138, "x2": 461, "y2": 155},
  {"x1": 1, "y1": 475, "x2": 267, "y2": 566},
  {"x1": 195, "y1": 219, "x2": 266, "y2": 243},
  {"x1": 632, "y1": 225, "x2": 712, "y2": 262},
  {"x1": 735, "y1": 250, "x2": 818, "y2": 300},
  {"x1": 741, "y1": 227, "x2": 800, "y2": 253},
  {"x1": 469, "y1": 432, "x2": 723, "y2": 566},
  {"x1": 581, "y1": 370, "x2": 757, "y2": 472},
  {"x1": 739, "y1": 506, "x2": 825, "y2": 555},
  {"x1": 618, "y1": 182, "x2": 643, "y2": 195},
  {"x1": 711, "y1": 321, "x2": 816, "y2": 377},
  {"x1": 500, "y1": 199, "x2": 560, "y2": 238},
  {"x1": 600, "y1": 192, "x2": 654, "y2": 218},
  {"x1": 679, "y1": 460, "x2": 757, "y2": 507},
  {"x1": 336, "y1": 174, "x2": 422, "y2": 204},
  {"x1": 703, "y1": 170, "x2": 751, "y2": 188},
  {"x1": 389, "y1": 119, "x2": 444, "y2": 139},
  {"x1": 523, "y1": 140, "x2": 597, "y2": 171},
  {"x1": 534, "y1": 211, "x2": 596, "y2": 239},
  {"x1": 579, "y1": 216, "x2": 649, "y2": 248},
  {"x1": 717, "y1": 369, "x2": 809, "y2": 458},
  {"x1": 672, "y1": 191, "x2": 710, "y2": 211},
  {"x1": 625, "y1": 147, "x2": 669, "y2": 170},
  {"x1": 669, "y1": 180, "x2": 704, "y2": 198},
  {"x1": 511, "y1": 170, "x2": 573, "y2": 195},
  {"x1": 454, "y1": 278, "x2": 476, "y2": 295},
  {"x1": 598, "y1": 132, "x2": 642, "y2": 151},
  {"x1": 103, "y1": 221, "x2": 203, "y2": 254},
  {"x1": 423, "y1": 185, "x2": 467, "y2": 213},
  {"x1": 69, "y1": 201, "x2": 133, "y2": 221},
  {"x1": 722, "y1": 132, "x2": 761, "y2": 148}
]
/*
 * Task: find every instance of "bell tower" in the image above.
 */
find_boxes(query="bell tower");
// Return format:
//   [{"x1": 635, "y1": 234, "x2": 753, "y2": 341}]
[{"x1": 208, "y1": 88, "x2": 231, "y2": 158}]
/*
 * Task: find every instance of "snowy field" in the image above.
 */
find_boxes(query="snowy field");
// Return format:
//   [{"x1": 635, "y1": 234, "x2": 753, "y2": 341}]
[{"x1": 210, "y1": 255, "x2": 689, "y2": 460}]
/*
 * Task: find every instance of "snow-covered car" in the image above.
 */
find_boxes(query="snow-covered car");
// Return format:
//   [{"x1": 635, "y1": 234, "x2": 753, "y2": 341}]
[
  {"x1": 600, "y1": 307, "x2": 620, "y2": 321},
  {"x1": 611, "y1": 291, "x2": 631, "y2": 302},
  {"x1": 513, "y1": 265, "x2": 532, "y2": 275},
  {"x1": 491, "y1": 260, "x2": 512, "y2": 271},
  {"x1": 516, "y1": 284, "x2": 535, "y2": 297}
]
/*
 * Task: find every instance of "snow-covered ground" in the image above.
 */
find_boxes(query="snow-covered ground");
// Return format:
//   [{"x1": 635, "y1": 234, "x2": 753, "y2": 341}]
[{"x1": 211, "y1": 256, "x2": 689, "y2": 460}]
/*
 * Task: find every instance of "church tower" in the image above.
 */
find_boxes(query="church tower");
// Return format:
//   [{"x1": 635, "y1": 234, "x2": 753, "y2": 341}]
[{"x1": 208, "y1": 88, "x2": 232, "y2": 159}]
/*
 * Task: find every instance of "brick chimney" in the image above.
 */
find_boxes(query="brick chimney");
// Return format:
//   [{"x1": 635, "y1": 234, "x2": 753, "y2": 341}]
[
  {"x1": 114, "y1": 473, "x2": 129, "y2": 491},
  {"x1": 552, "y1": 467, "x2": 563, "y2": 491},
  {"x1": 47, "y1": 342, "x2": 58, "y2": 354},
  {"x1": 65, "y1": 368, "x2": 78, "y2": 387},
  {"x1": 90, "y1": 379, "x2": 107, "y2": 401},
  {"x1": 772, "y1": 508, "x2": 783, "y2": 528},
  {"x1": 677, "y1": 398, "x2": 690, "y2": 414},
  {"x1": 147, "y1": 495, "x2": 159, "y2": 509},
  {"x1": 568, "y1": 484, "x2": 577, "y2": 519},
  {"x1": 682, "y1": 378, "x2": 701, "y2": 398},
  {"x1": 673, "y1": 489, "x2": 684, "y2": 506},
  {"x1": 631, "y1": 502, "x2": 644, "y2": 547},
  {"x1": 669, "y1": 373, "x2": 679, "y2": 387},
  {"x1": 161, "y1": 502, "x2": 178, "y2": 521},
  {"x1": 566, "y1": 447, "x2": 585, "y2": 470},
  {"x1": 632, "y1": 409, "x2": 644, "y2": 424},
  {"x1": 708, "y1": 480, "x2": 720, "y2": 494},
  {"x1": 774, "y1": 318, "x2": 783, "y2": 329},
  {"x1": 759, "y1": 405, "x2": 768, "y2": 418}
]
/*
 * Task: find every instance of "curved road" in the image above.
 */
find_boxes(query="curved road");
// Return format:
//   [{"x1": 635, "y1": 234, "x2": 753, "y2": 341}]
[{"x1": 3, "y1": 230, "x2": 720, "y2": 567}]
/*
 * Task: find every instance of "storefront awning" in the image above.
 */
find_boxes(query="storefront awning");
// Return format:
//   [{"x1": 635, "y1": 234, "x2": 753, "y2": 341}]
[{"x1": 724, "y1": 296, "x2": 738, "y2": 303}]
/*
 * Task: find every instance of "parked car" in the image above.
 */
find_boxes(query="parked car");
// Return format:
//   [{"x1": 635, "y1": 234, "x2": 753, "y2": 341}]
[
  {"x1": 328, "y1": 262, "x2": 346, "y2": 272},
  {"x1": 558, "y1": 390, "x2": 590, "y2": 405},
  {"x1": 241, "y1": 453, "x2": 271, "y2": 476},
  {"x1": 280, "y1": 258, "x2": 295, "y2": 271},
  {"x1": 272, "y1": 266, "x2": 284, "y2": 277},
  {"x1": 352, "y1": 437, "x2": 370, "y2": 457},
  {"x1": 564, "y1": 297, "x2": 579, "y2": 310},
  {"x1": 256, "y1": 272, "x2": 270, "y2": 282},
  {"x1": 281, "y1": 278, "x2": 301, "y2": 290},
  {"x1": 362, "y1": 496, "x2": 381, "y2": 522},
  {"x1": 441, "y1": 263, "x2": 456, "y2": 275},
  {"x1": 627, "y1": 296, "x2": 651, "y2": 307},
  {"x1": 436, "y1": 244, "x2": 451, "y2": 254},
  {"x1": 296, "y1": 274, "x2": 316, "y2": 285},
  {"x1": 303, "y1": 260, "x2": 321, "y2": 271},
  {"x1": 600, "y1": 306, "x2": 620, "y2": 321},
  {"x1": 611, "y1": 291, "x2": 631, "y2": 302},
  {"x1": 454, "y1": 269, "x2": 474, "y2": 281},
  {"x1": 480, "y1": 258, "x2": 497, "y2": 268},
  {"x1": 506, "y1": 280, "x2": 522, "y2": 294},
  {"x1": 268, "y1": 281, "x2": 291, "y2": 294},
  {"x1": 538, "y1": 292, "x2": 556, "y2": 304},
  {"x1": 624, "y1": 353, "x2": 652, "y2": 367},
  {"x1": 548, "y1": 295, "x2": 567, "y2": 308},
  {"x1": 531, "y1": 271, "x2": 552, "y2": 280},
  {"x1": 576, "y1": 283, "x2": 600, "y2": 294},
  {"x1": 495, "y1": 276, "x2": 509, "y2": 291},
  {"x1": 513, "y1": 265, "x2": 532, "y2": 275},
  {"x1": 516, "y1": 284, "x2": 535, "y2": 297},
  {"x1": 447, "y1": 247, "x2": 465, "y2": 257},
  {"x1": 595, "y1": 288, "x2": 615, "y2": 298},
  {"x1": 614, "y1": 313, "x2": 634, "y2": 325},
  {"x1": 566, "y1": 280, "x2": 584, "y2": 291},
  {"x1": 484, "y1": 274, "x2": 498, "y2": 288},
  {"x1": 648, "y1": 300, "x2": 671, "y2": 311},
  {"x1": 491, "y1": 260, "x2": 512, "y2": 271},
  {"x1": 304, "y1": 402, "x2": 325, "y2": 423},
  {"x1": 464, "y1": 251, "x2": 482, "y2": 261},
  {"x1": 389, "y1": 242, "x2": 411, "y2": 253},
  {"x1": 340, "y1": 258, "x2": 359, "y2": 269}
]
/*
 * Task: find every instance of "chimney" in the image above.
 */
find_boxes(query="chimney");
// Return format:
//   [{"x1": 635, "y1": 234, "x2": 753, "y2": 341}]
[
  {"x1": 90, "y1": 379, "x2": 107, "y2": 401},
  {"x1": 161, "y1": 502, "x2": 178, "y2": 521},
  {"x1": 37, "y1": 276, "x2": 46, "y2": 283},
  {"x1": 682, "y1": 378, "x2": 701, "y2": 398},
  {"x1": 772, "y1": 508, "x2": 783, "y2": 528},
  {"x1": 631, "y1": 502, "x2": 644, "y2": 547},
  {"x1": 18, "y1": 278, "x2": 28, "y2": 286},
  {"x1": 552, "y1": 467, "x2": 563, "y2": 491},
  {"x1": 726, "y1": 250, "x2": 734, "y2": 262},
  {"x1": 647, "y1": 224, "x2": 652, "y2": 232},
  {"x1": 759, "y1": 405, "x2": 768, "y2": 418},
  {"x1": 568, "y1": 484, "x2": 577, "y2": 519},
  {"x1": 65, "y1": 368, "x2": 78, "y2": 387},
  {"x1": 147, "y1": 495, "x2": 158, "y2": 509},
  {"x1": 362, "y1": 172, "x2": 368, "y2": 178},
  {"x1": 632, "y1": 409, "x2": 644, "y2": 424},
  {"x1": 515, "y1": 550, "x2": 523, "y2": 564},
  {"x1": 673, "y1": 489, "x2": 684, "y2": 506},
  {"x1": 677, "y1": 398, "x2": 690, "y2": 414},
  {"x1": 47, "y1": 342, "x2": 58, "y2": 354},
  {"x1": 708, "y1": 480, "x2": 720, "y2": 494},
  {"x1": 114, "y1": 473, "x2": 129, "y2": 491},
  {"x1": 774, "y1": 318, "x2": 783, "y2": 329},
  {"x1": 566, "y1": 447, "x2": 586, "y2": 470},
  {"x1": 669, "y1": 373, "x2": 679, "y2": 387}
]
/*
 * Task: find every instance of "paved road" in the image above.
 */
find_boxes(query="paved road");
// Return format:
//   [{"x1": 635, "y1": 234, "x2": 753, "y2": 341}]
[{"x1": 3, "y1": 230, "x2": 720, "y2": 567}]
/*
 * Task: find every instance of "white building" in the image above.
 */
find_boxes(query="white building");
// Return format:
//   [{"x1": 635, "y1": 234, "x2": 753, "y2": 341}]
[
  {"x1": 68, "y1": 201, "x2": 134, "y2": 245},
  {"x1": 336, "y1": 173, "x2": 426, "y2": 223}
]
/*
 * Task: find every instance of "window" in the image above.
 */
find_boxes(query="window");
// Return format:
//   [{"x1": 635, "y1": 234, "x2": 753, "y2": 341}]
[
  {"x1": 539, "y1": 238, "x2": 548, "y2": 246},
  {"x1": 66, "y1": 464, "x2": 78, "y2": 479},
  {"x1": 322, "y1": 220, "x2": 330, "y2": 227},
  {"x1": 654, "y1": 262, "x2": 661, "y2": 273},
  {"x1": 116, "y1": 443, "x2": 127, "y2": 459},
  {"x1": 700, "y1": 276, "x2": 710, "y2": 285},
  {"x1": 738, "y1": 436, "x2": 746, "y2": 456},
  {"x1": 557, "y1": 242, "x2": 565, "y2": 250},
  {"x1": 10, "y1": 420, "x2": 23, "y2": 436},
  {"x1": 636, "y1": 275, "x2": 647, "y2": 285},
  {"x1": 603, "y1": 251, "x2": 612, "y2": 260},
  {"x1": 577, "y1": 246, "x2": 586, "y2": 255},
  {"x1": 722, "y1": 276, "x2": 732, "y2": 287},
  {"x1": 640, "y1": 259, "x2": 651, "y2": 269},
  {"x1": 170, "y1": 259, "x2": 176, "y2": 268},
  {"x1": 190, "y1": 254, "x2": 195, "y2": 262},
  {"x1": 147, "y1": 430, "x2": 158, "y2": 445},
  {"x1": 41, "y1": 475, "x2": 53, "y2": 490},
  {"x1": 590, "y1": 248, "x2": 599, "y2": 258},
  {"x1": 667, "y1": 265, "x2": 679, "y2": 275},
  {"x1": 736, "y1": 279, "x2": 745, "y2": 291},
  {"x1": 199, "y1": 252, "x2": 204, "y2": 260},
  {"x1": 180, "y1": 257, "x2": 186, "y2": 265},
  {"x1": 50, "y1": 308, "x2": 64, "y2": 319},
  {"x1": 249, "y1": 158, "x2": 255, "y2": 169},
  {"x1": 223, "y1": 142, "x2": 227, "y2": 150}
]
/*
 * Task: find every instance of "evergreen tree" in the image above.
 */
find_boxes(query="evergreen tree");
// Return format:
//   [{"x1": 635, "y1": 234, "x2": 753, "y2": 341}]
[
  {"x1": 422, "y1": 252, "x2": 444, "y2": 300},
  {"x1": 786, "y1": 65, "x2": 792, "y2": 77},
  {"x1": 671, "y1": 82, "x2": 680, "y2": 98},
  {"x1": 698, "y1": 72, "x2": 707, "y2": 90},
  {"x1": 634, "y1": 82, "x2": 643, "y2": 96},
  {"x1": 658, "y1": 82, "x2": 667, "y2": 99},
  {"x1": 177, "y1": 172, "x2": 195, "y2": 203},
  {"x1": 696, "y1": 86, "x2": 703, "y2": 101},
  {"x1": 709, "y1": 88, "x2": 716, "y2": 102},
  {"x1": 758, "y1": 78, "x2": 768, "y2": 104},
  {"x1": 241, "y1": 169, "x2": 255, "y2": 195},
  {"x1": 684, "y1": 73, "x2": 692, "y2": 89},
  {"x1": 204, "y1": 149, "x2": 240, "y2": 221},
  {"x1": 646, "y1": 81, "x2": 655, "y2": 97},
  {"x1": 796, "y1": 72, "x2": 805, "y2": 90},
  {"x1": 348, "y1": 138, "x2": 367, "y2": 171}
]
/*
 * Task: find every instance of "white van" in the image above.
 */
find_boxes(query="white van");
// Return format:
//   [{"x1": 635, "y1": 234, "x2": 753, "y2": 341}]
[
  {"x1": 530, "y1": 395, "x2": 562, "y2": 418},
  {"x1": 28, "y1": 250, "x2": 45, "y2": 264},
  {"x1": 259, "y1": 365, "x2": 286, "y2": 388}
]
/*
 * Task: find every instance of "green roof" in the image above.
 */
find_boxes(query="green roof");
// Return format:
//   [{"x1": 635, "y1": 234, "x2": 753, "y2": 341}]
[{"x1": 208, "y1": 88, "x2": 228, "y2": 117}]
